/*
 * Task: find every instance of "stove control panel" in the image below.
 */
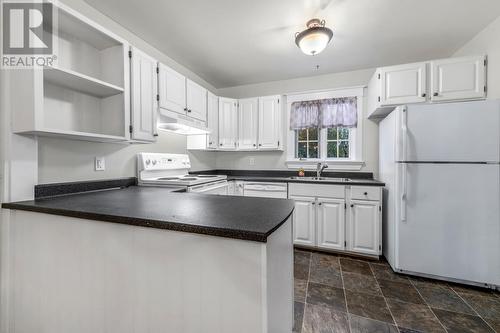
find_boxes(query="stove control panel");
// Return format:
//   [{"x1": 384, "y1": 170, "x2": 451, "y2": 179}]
[{"x1": 138, "y1": 153, "x2": 191, "y2": 171}]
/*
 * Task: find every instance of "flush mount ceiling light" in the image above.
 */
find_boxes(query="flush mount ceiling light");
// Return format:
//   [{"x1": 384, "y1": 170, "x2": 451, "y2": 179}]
[{"x1": 295, "y1": 19, "x2": 333, "y2": 56}]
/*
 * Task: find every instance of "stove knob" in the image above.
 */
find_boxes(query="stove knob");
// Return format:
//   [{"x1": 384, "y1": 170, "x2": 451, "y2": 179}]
[
  {"x1": 152, "y1": 160, "x2": 157, "y2": 165},
  {"x1": 145, "y1": 159, "x2": 151, "y2": 165}
]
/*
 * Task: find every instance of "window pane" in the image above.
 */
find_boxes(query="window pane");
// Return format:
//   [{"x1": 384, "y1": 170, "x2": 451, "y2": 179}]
[
  {"x1": 308, "y1": 142, "x2": 319, "y2": 158},
  {"x1": 339, "y1": 128, "x2": 349, "y2": 140},
  {"x1": 339, "y1": 141, "x2": 349, "y2": 158},
  {"x1": 327, "y1": 128, "x2": 337, "y2": 140},
  {"x1": 297, "y1": 142, "x2": 307, "y2": 158},
  {"x1": 327, "y1": 142, "x2": 338, "y2": 158},
  {"x1": 308, "y1": 127, "x2": 319, "y2": 140},
  {"x1": 297, "y1": 129, "x2": 307, "y2": 141}
]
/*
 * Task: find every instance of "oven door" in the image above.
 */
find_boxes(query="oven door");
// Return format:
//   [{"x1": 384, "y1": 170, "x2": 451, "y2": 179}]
[{"x1": 188, "y1": 180, "x2": 229, "y2": 195}]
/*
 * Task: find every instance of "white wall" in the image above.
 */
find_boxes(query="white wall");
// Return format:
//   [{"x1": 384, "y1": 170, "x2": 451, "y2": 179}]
[
  {"x1": 216, "y1": 68, "x2": 380, "y2": 175},
  {"x1": 453, "y1": 16, "x2": 500, "y2": 99},
  {"x1": 36, "y1": 0, "x2": 217, "y2": 183}
]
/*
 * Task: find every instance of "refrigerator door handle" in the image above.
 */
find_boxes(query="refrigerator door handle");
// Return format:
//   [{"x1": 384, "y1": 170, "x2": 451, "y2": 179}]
[
  {"x1": 401, "y1": 163, "x2": 407, "y2": 222},
  {"x1": 400, "y1": 106, "x2": 408, "y2": 161}
]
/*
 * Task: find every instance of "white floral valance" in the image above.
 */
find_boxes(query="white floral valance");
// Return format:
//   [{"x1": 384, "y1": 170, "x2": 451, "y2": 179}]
[{"x1": 290, "y1": 97, "x2": 357, "y2": 130}]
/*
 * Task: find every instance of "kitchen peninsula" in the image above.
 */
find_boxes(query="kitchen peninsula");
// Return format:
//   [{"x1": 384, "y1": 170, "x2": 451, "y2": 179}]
[{"x1": 1, "y1": 186, "x2": 295, "y2": 333}]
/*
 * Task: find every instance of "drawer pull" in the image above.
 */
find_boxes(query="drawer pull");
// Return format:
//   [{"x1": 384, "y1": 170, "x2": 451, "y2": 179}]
[{"x1": 364, "y1": 192, "x2": 368, "y2": 195}]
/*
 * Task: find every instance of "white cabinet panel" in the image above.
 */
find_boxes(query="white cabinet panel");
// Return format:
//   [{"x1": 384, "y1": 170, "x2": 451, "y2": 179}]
[
  {"x1": 207, "y1": 92, "x2": 219, "y2": 149},
  {"x1": 380, "y1": 62, "x2": 427, "y2": 106},
  {"x1": 348, "y1": 200, "x2": 380, "y2": 256},
  {"x1": 158, "y1": 64, "x2": 185, "y2": 114},
  {"x1": 186, "y1": 79, "x2": 207, "y2": 121},
  {"x1": 218, "y1": 97, "x2": 238, "y2": 149},
  {"x1": 317, "y1": 198, "x2": 345, "y2": 251},
  {"x1": 291, "y1": 196, "x2": 316, "y2": 246},
  {"x1": 238, "y1": 98, "x2": 259, "y2": 149},
  {"x1": 431, "y1": 55, "x2": 486, "y2": 102},
  {"x1": 258, "y1": 95, "x2": 281, "y2": 150},
  {"x1": 130, "y1": 47, "x2": 157, "y2": 142}
]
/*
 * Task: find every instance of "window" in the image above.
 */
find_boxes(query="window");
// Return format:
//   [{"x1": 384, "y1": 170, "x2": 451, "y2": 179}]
[
  {"x1": 326, "y1": 128, "x2": 350, "y2": 158},
  {"x1": 295, "y1": 127, "x2": 351, "y2": 160},
  {"x1": 296, "y1": 128, "x2": 319, "y2": 159}
]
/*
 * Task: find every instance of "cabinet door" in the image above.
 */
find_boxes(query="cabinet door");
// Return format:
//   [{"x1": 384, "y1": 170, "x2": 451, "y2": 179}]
[
  {"x1": 380, "y1": 62, "x2": 427, "y2": 106},
  {"x1": 218, "y1": 97, "x2": 238, "y2": 149},
  {"x1": 317, "y1": 198, "x2": 345, "y2": 251},
  {"x1": 347, "y1": 200, "x2": 380, "y2": 256},
  {"x1": 186, "y1": 79, "x2": 207, "y2": 121},
  {"x1": 290, "y1": 196, "x2": 316, "y2": 246},
  {"x1": 238, "y1": 98, "x2": 258, "y2": 149},
  {"x1": 258, "y1": 95, "x2": 281, "y2": 150},
  {"x1": 130, "y1": 47, "x2": 157, "y2": 142},
  {"x1": 206, "y1": 92, "x2": 219, "y2": 149},
  {"x1": 158, "y1": 63, "x2": 186, "y2": 114},
  {"x1": 430, "y1": 55, "x2": 486, "y2": 102}
]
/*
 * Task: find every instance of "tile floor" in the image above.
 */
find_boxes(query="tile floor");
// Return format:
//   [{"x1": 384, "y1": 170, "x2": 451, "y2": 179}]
[{"x1": 293, "y1": 248, "x2": 500, "y2": 333}]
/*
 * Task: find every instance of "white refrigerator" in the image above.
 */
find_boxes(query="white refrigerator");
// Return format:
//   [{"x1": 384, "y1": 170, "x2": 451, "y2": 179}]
[{"x1": 379, "y1": 100, "x2": 500, "y2": 287}]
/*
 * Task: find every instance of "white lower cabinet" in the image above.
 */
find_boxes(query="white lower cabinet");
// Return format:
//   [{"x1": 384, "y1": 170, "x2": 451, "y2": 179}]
[
  {"x1": 317, "y1": 198, "x2": 345, "y2": 251},
  {"x1": 289, "y1": 183, "x2": 382, "y2": 257},
  {"x1": 347, "y1": 200, "x2": 380, "y2": 256},
  {"x1": 291, "y1": 196, "x2": 316, "y2": 247}
]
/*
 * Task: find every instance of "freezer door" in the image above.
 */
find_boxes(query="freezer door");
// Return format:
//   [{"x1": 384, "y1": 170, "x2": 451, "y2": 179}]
[
  {"x1": 397, "y1": 163, "x2": 500, "y2": 285},
  {"x1": 400, "y1": 100, "x2": 500, "y2": 162}
]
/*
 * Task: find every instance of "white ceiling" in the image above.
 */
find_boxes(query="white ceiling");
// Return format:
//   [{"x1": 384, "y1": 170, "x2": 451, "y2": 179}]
[{"x1": 84, "y1": 0, "x2": 500, "y2": 88}]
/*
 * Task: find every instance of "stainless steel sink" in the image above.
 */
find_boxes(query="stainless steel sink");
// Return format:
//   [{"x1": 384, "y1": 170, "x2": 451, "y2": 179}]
[{"x1": 288, "y1": 176, "x2": 350, "y2": 182}]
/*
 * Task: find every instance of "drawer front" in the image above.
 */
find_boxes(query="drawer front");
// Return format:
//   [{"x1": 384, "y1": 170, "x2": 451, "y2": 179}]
[
  {"x1": 289, "y1": 183, "x2": 345, "y2": 199},
  {"x1": 350, "y1": 186, "x2": 381, "y2": 201}
]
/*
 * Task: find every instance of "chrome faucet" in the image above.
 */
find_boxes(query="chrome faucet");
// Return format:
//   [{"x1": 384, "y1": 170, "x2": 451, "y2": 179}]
[{"x1": 316, "y1": 162, "x2": 329, "y2": 178}]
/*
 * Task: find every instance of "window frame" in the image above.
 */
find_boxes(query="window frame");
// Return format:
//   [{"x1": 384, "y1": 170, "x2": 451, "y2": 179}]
[{"x1": 286, "y1": 87, "x2": 365, "y2": 170}]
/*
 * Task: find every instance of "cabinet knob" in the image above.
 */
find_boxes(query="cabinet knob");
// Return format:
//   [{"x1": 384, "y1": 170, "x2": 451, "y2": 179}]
[
  {"x1": 187, "y1": 109, "x2": 192, "y2": 113},
  {"x1": 259, "y1": 144, "x2": 262, "y2": 147},
  {"x1": 153, "y1": 133, "x2": 159, "y2": 137},
  {"x1": 350, "y1": 204, "x2": 354, "y2": 208},
  {"x1": 318, "y1": 202, "x2": 322, "y2": 206},
  {"x1": 184, "y1": 107, "x2": 188, "y2": 111},
  {"x1": 421, "y1": 93, "x2": 426, "y2": 98},
  {"x1": 253, "y1": 144, "x2": 256, "y2": 147},
  {"x1": 433, "y1": 92, "x2": 439, "y2": 97},
  {"x1": 220, "y1": 143, "x2": 223, "y2": 146},
  {"x1": 364, "y1": 192, "x2": 368, "y2": 195}
]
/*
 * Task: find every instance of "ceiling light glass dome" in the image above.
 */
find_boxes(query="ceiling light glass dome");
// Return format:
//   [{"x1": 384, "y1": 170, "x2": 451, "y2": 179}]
[{"x1": 295, "y1": 19, "x2": 333, "y2": 56}]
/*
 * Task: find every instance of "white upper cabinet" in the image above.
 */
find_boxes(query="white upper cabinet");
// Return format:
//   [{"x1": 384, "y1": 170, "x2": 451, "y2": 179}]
[
  {"x1": 238, "y1": 98, "x2": 259, "y2": 149},
  {"x1": 368, "y1": 55, "x2": 487, "y2": 119},
  {"x1": 158, "y1": 64, "x2": 186, "y2": 114},
  {"x1": 380, "y1": 62, "x2": 427, "y2": 106},
  {"x1": 347, "y1": 200, "x2": 380, "y2": 256},
  {"x1": 258, "y1": 95, "x2": 281, "y2": 150},
  {"x1": 186, "y1": 79, "x2": 207, "y2": 121},
  {"x1": 316, "y1": 198, "x2": 345, "y2": 251},
  {"x1": 130, "y1": 47, "x2": 158, "y2": 142},
  {"x1": 207, "y1": 92, "x2": 219, "y2": 149},
  {"x1": 219, "y1": 97, "x2": 238, "y2": 149},
  {"x1": 430, "y1": 55, "x2": 486, "y2": 102}
]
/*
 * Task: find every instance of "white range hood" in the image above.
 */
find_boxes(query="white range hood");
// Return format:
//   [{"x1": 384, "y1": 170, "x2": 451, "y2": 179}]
[{"x1": 157, "y1": 109, "x2": 210, "y2": 135}]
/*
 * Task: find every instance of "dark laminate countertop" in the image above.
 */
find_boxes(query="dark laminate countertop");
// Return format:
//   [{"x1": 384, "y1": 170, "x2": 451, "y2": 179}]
[
  {"x1": 1, "y1": 186, "x2": 295, "y2": 242},
  {"x1": 226, "y1": 176, "x2": 385, "y2": 186}
]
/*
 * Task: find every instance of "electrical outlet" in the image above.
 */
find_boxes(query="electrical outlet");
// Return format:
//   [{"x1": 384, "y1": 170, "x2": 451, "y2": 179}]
[
  {"x1": 95, "y1": 157, "x2": 105, "y2": 171},
  {"x1": 249, "y1": 157, "x2": 255, "y2": 166}
]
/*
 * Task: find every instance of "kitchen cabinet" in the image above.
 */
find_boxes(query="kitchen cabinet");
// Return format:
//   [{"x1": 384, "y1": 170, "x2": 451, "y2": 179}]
[
  {"x1": 430, "y1": 56, "x2": 486, "y2": 102},
  {"x1": 317, "y1": 198, "x2": 345, "y2": 251},
  {"x1": 219, "y1": 97, "x2": 238, "y2": 149},
  {"x1": 11, "y1": 2, "x2": 129, "y2": 143},
  {"x1": 238, "y1": 98, "x2": 259, "y2": 149},
  {"x1": 289, "y1": 183, "x2": 382, "y2": 257},
  {"x1": 291, "y1": 196, "x2": 316, "y2": 246},
  {"x1": 258, "y1": 95, "x2": 282, "y2": 150},
  {"x1": 158, "y1": 63, "x2": 185, "y2": 115},
  {"x1": 368, "y1": 55, "x2": 487, "y2": 119},
  {"x1": 130, "y1": 47, "x2": 158, "y2": 142},
  {"x1": 347, "y1": 200, "x2": 380, "y2": 256},
  {"x1": 158, "y1": 64, "x2": 207, "y2": 122},
  {"x1": 379, "y1": 62, "x2": 427, "y2": 106},
  {"x1": 206, "y1": 92, "x2": 219, "y2": 149},
  {"x1": 186, "y1": 79, "x2": 207, "y2": 121}
]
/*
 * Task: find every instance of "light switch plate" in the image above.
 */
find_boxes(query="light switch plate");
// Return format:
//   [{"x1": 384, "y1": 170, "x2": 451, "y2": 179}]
[
  {"x1": 249, "y1": 157, "x2": 255, "y2": 166},
  {"x1": 95, "y1": 157, "x2": 105, "y2": 171}
]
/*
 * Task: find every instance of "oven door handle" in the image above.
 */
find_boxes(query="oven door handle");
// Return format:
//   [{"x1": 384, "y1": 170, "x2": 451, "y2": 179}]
[{"x1": 190, "y1": 181, "x2": 228, "y2": 192}]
